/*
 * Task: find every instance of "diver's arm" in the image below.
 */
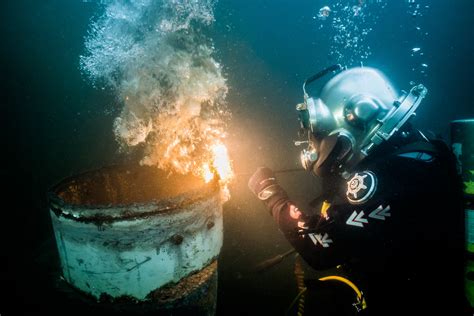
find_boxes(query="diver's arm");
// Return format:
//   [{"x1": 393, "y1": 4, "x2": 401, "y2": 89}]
[
  {"x1": 270, "y1": 199, "x2": 346, "y2": 270},
  {"x1": 248, "y1": 168, "x2": 346, "y2": 270}
]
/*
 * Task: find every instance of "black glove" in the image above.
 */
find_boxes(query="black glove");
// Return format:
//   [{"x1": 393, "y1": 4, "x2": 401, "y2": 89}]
[{"x1": 248, "y1": 167, "x2": 289, "y2": 211}]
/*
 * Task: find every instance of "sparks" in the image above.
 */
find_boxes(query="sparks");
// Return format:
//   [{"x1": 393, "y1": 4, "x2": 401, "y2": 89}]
[
  {"x1": 210, "y1": 143, "x2": 234, "y2": 182},
  {"x1": 202, "y1": 163, "x2": 214, "y2": 183},
  {"x1": 200, "y1": 142, "x2": 234, "y2": 184}
]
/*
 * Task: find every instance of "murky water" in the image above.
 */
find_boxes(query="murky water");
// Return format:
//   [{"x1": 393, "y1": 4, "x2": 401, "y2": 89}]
[{"x1": 1, "y1": 0, "x2": 473, "y2": 315}]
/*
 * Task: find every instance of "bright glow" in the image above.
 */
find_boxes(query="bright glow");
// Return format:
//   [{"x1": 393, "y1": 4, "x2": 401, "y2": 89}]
[
  {"x1": 210, "y1": 143, "x2": 234, "y2": 182},
  {"x1": 202, "y1": 163, "x2": 214, "y2": 183},
  {"x1": 199, "y1": 142, "x2": 234, "y2": 184}
]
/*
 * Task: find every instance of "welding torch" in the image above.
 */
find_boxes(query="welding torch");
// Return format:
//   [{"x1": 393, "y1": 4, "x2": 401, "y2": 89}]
[
  {"x1": 234, "y1": 139, "x2": 309, "y2": 178},
  {"x1": 235, "y1": 167, "x2": 305, "y2": 178}
]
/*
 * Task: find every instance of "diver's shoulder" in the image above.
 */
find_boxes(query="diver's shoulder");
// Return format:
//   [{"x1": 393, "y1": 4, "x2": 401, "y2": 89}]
[
  {"x1": 373, "y1": 137, "x2": 453, "y2": 165},
  {"x1": 393, "y1": 138, "x2": 454, "y2": 166}
]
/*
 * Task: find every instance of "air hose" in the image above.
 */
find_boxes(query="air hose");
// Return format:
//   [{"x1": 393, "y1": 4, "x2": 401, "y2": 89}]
[
  {"x1": 286, "y1": 263, "x2": 367, "y2": 315},
  {"x1": 293, "y1": 257, "x2": 306, "y2": 316},
  {"x1": 319, "y1": 275, "x2": 367, "y2": 312}
]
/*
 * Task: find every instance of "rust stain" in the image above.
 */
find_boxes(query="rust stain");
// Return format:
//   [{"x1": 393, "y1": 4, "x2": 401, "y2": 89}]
[{"x1": 48, "y1": 165, "x2": 220, "y2": 225}]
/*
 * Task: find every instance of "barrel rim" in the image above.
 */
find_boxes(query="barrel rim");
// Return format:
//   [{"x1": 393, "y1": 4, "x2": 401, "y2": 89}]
[{"x1": 47, "y1": 164, "x2": 220, "y2": 223}]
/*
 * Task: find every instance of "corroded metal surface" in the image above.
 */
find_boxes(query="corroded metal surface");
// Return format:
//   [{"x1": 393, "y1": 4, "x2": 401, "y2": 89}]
[
  {"x1": 148, "y1": 260, "x2": 218, "y2": 304},
  {"x1": 48, "y1": 165, "x2": 223, "y2": 301},
  {"x1": 56, "y1": 261, "x2": 218, "y2": 315},
  {"x1": 49, "y1": 165, "x2": 220, "y2": 223}
]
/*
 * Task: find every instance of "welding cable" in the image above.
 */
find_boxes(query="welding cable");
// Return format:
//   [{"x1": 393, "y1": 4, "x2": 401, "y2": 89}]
[
  {"x1": 285, "y1": 256, "x2": 306, "y2": 316},
  {"x1": 285, "y1": 287, "x2": 307, "y2": 316},
  {"x1": 254, "y1": 249, "x2": 296, "y2": 273},
  {"x1": 294, "y1": 257, "x2": 306, "y2": 316},
  {"x1": 318, "y1": 275, "x2": 367, "y2": 311}
]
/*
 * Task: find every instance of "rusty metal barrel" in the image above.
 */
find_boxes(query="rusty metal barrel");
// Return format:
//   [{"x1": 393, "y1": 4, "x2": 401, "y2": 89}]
[{"x1": 48, "y1": 165, "x2": 223, "y2": 314}]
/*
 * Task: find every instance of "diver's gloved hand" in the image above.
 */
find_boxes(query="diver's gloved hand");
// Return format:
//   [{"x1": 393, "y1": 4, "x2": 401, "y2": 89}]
[{"x1": 248, "y1": 167, "x2": 289, "y2": 212}]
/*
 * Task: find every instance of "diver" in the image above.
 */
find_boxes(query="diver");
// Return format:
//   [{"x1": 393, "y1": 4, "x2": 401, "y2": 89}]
[{"x1": 248, "y1": 65, "x2": 468, "y2": 315}]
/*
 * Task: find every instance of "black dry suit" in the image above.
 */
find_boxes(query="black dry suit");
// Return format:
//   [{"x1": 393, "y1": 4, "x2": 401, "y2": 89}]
[{"x1": 261, "y1": 134, "x2": 467, "y2": 315}]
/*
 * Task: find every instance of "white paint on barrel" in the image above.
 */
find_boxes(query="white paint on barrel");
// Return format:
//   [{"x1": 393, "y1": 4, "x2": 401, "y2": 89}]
[{"x1": 49, "y1": 166, "x2": 223, "y2": 301}]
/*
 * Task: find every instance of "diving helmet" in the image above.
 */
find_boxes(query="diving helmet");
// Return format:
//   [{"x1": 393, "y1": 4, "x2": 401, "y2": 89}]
[{"x1": 296, "y1": 65, "x2": 428, "y2": 177}]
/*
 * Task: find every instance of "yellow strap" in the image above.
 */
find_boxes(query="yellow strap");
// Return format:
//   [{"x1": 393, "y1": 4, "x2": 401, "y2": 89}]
[
  {"x1": 318, "y1": 275, "x2": 367, "y2": 310},
  {"x1": 321, "y1": 200, "x2": 331, "y2": 219}
]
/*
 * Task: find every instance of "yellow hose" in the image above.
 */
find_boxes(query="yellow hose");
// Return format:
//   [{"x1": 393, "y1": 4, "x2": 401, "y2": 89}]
[
  {"x1": 318, "y1": 275, "x2": 367, "y2": 310},
  {"x1": 287, "y1": 200, "x2": 366, "y2": 314}
]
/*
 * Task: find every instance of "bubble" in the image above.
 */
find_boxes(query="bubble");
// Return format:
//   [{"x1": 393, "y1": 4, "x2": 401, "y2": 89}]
[
  {"x1": 80, "y1": 0, "x2": 230, "y2": 177},
  {"x1": 405, "y1": 0, "x2": 430, "y2": 78},
  {"x1": 352, "y1": 5, "x2": 362, "y2": 17},
  {"x1": 318, "y1": 6, "x2": 332, "y2": 20},
  {"x1": 318, "y1": 1, "x2": 386, "y2": 64}
]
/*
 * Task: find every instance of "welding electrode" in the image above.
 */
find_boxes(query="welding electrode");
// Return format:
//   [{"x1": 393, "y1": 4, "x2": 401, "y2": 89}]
[{"x1": 235, "y1": 168, "x2": 304, "y2": 177}]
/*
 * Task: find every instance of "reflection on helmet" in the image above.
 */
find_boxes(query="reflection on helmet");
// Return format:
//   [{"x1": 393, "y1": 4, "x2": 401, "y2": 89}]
[{"x1": 296, "y1": 66, "x2": 427, "y2": 177}]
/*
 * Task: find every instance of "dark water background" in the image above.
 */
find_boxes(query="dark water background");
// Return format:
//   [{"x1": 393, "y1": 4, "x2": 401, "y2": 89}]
[{"x1": 1, "y1": 0, "x2": 473, "y2": 314}]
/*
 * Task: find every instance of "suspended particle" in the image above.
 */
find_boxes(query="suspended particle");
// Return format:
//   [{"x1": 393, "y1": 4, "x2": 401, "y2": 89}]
[{"x1": 318, "y1": 6, "x2": 331, "y2": 20}]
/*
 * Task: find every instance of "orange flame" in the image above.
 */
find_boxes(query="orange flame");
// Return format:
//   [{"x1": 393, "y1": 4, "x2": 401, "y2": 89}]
[{"x1": 201, "y1": 142, "x2": 234, "y2": 184}]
